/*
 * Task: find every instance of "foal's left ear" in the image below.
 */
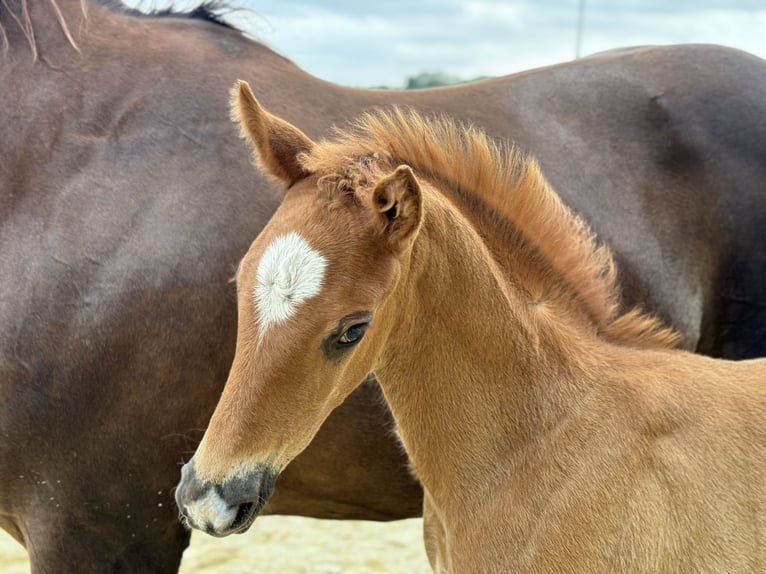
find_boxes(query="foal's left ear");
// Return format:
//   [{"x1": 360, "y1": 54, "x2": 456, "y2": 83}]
[
  {"x1": 231, "y1": 80, "x2": 315, "y2": 187},
  {"x1": 371, "y1": 166, "x2": 422, "y2": 252}
]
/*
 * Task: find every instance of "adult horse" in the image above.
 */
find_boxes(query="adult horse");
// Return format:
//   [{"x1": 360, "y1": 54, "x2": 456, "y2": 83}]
[
  {"x1": 178, "y1": 84, "x2": 766, "y2": 573},
  {"x1": 1, "y1": 0, "x2": 766, "y2": 570}
]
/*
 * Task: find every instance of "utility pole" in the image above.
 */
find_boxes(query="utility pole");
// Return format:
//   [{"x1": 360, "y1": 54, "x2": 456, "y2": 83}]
[{"x1": 575, "y1": 0, "x2": 586, "y2": 58}]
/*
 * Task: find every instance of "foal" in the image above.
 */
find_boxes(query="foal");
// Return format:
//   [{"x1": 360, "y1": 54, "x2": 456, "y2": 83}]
[{"x1": 177, "y1": 81, "x2": 766, "y2": 572}]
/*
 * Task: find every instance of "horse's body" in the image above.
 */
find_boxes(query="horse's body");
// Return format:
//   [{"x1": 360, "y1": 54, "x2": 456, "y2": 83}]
[
  {"x1": 3, "y1": 0, "x2": 766, "y2": 570},
  {"x1": 178, "y1": 89, "x2": 766, "y2": 572}
]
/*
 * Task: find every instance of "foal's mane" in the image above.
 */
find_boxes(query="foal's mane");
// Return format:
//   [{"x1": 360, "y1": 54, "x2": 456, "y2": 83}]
[{"x1": 302, "y1": 109, "x2": 680, "y2": 349}]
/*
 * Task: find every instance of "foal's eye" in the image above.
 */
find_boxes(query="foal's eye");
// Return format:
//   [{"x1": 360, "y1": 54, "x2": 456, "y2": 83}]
[{"x1": 338, "y1": 323, "x2": 369, "y2": 346}]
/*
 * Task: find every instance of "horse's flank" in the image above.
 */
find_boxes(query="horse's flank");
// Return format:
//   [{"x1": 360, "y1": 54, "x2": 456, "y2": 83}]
[{"x1": 301, "y1": 109, "x2": 681, "y2": 349}]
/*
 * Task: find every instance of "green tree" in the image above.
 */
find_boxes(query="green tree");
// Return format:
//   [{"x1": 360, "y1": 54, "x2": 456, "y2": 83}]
[{"x1": 404, "y1": 71, "x2": 491, "y2": 89}]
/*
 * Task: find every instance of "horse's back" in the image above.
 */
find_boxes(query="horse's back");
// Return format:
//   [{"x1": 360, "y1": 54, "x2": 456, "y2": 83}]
[{"x1": 478, "y1": 45, "x2": 766, "y2": 358}]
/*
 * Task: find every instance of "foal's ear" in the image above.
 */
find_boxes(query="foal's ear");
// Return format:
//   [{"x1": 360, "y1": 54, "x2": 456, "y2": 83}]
[
  {"x1": 231, "y1": 80, "x2": 314, "y2": 186},
  {"x1": 371, "y1": 166, "x2": 422, "y2": 252}
]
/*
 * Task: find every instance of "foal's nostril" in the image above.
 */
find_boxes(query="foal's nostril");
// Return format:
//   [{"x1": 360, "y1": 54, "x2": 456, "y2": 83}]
[
  {"x1": 177, "y1": 462, "x2": 280, "y2": 536},
  {"x1": 232, "y1": 501, "x2": 255, "y2": 528}
]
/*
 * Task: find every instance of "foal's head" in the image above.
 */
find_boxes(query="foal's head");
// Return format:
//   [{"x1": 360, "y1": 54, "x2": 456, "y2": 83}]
[{"x1": 175, "y1": 81, "x2": 423, "y2": 535}]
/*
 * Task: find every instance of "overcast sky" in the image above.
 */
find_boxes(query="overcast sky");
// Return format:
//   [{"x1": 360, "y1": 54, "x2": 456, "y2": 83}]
[{"x1": 138, "y1": 0, "x2": 766, "y2": 87}]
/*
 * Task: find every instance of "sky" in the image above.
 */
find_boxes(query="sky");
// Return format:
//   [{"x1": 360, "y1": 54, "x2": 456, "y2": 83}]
[{"x1": 136, "y1": 0, "x2": 766, "y2": 87}]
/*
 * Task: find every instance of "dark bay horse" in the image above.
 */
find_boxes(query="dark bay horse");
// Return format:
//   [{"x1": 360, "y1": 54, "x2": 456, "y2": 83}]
[
  {"x1": 2, "y1": 0, "x2": 766, "y2": 570},
  {"x1": 178, "y1": 83, "x2": 766, "y2": 573}
]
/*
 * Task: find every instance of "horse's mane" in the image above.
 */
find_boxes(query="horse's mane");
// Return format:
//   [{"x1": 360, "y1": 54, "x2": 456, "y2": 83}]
[
  {"x1": 0, "y1": 0, "x2": 237, "y2": 59},
  {"x1": 301, "y1": 109, "x2": 680, "y2": 349},
  {"x1": 97, "y1": 0, "x2": 235, "y2": 28}
]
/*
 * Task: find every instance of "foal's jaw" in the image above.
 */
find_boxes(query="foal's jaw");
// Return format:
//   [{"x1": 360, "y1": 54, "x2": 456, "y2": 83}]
[{"x1": 175, "y1": 457, "x2": 279, "y2": 536}]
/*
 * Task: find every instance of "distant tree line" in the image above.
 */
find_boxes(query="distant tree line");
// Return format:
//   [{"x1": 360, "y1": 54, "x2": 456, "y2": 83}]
[{"x1": 372, "y1": 71, "x2": 492, "y2": 90}]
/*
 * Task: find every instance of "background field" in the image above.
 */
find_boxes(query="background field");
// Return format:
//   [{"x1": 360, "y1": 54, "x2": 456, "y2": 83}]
[{"x1": 0, "y1": 516, "x2": 429, "y2": 573}]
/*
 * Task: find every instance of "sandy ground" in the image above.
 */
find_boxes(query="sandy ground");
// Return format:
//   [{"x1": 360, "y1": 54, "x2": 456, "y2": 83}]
[{"x1": 0, "y1": 516, "x2": 430, "y2": 573}]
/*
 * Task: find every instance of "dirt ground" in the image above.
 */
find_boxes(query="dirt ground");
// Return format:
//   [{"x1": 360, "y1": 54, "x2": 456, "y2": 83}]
[{"x1": 0, "y1": 516, "x2": 430, "y2": 573}]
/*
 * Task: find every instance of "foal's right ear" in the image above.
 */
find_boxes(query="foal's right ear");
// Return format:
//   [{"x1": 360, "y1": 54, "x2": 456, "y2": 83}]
[
  {"x1": 371, "y1": 165, "x2": 422, "y2": 253},
  {"x1": 231, "y1": 80, "x2": 315, "y2": 186}
]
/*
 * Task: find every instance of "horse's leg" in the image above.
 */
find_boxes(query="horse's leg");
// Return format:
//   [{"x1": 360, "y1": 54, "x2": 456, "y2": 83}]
[
  {"x1": 422, "y1": 492, "x2": 448, "y2": 573},
  {"x1": 13, "y1": 503, "x2": 188, "y2": 574},
  {"x1": 0, "y1": 372, "x2": 195, "y2": 572}
]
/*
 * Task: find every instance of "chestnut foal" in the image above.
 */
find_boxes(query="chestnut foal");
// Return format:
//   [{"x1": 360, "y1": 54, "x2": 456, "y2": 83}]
[{"x1": 177, "y1": 81, "x2": 766, "y2": 572}]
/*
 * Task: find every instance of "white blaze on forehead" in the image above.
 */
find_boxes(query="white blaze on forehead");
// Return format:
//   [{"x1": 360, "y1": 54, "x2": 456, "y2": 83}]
[{"x1": 254, "y1": 232, "x2": 327, "y2": 337}]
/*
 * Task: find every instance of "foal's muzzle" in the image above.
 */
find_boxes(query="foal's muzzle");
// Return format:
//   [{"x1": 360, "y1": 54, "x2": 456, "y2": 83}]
[{"x1": 175, "y1": 459, "x2": 278, "y2": 537}]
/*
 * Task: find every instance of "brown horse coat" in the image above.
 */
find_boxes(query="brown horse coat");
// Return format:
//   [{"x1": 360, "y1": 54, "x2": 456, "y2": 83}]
[{"x1": 2, "y1": 0, "x2": 766, "y2": 570}]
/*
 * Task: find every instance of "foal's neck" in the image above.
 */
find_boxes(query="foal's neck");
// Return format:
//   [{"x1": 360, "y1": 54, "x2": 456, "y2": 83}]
[{"x1": 375, "y1": 188, "x2": 606, "y2": 503}]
